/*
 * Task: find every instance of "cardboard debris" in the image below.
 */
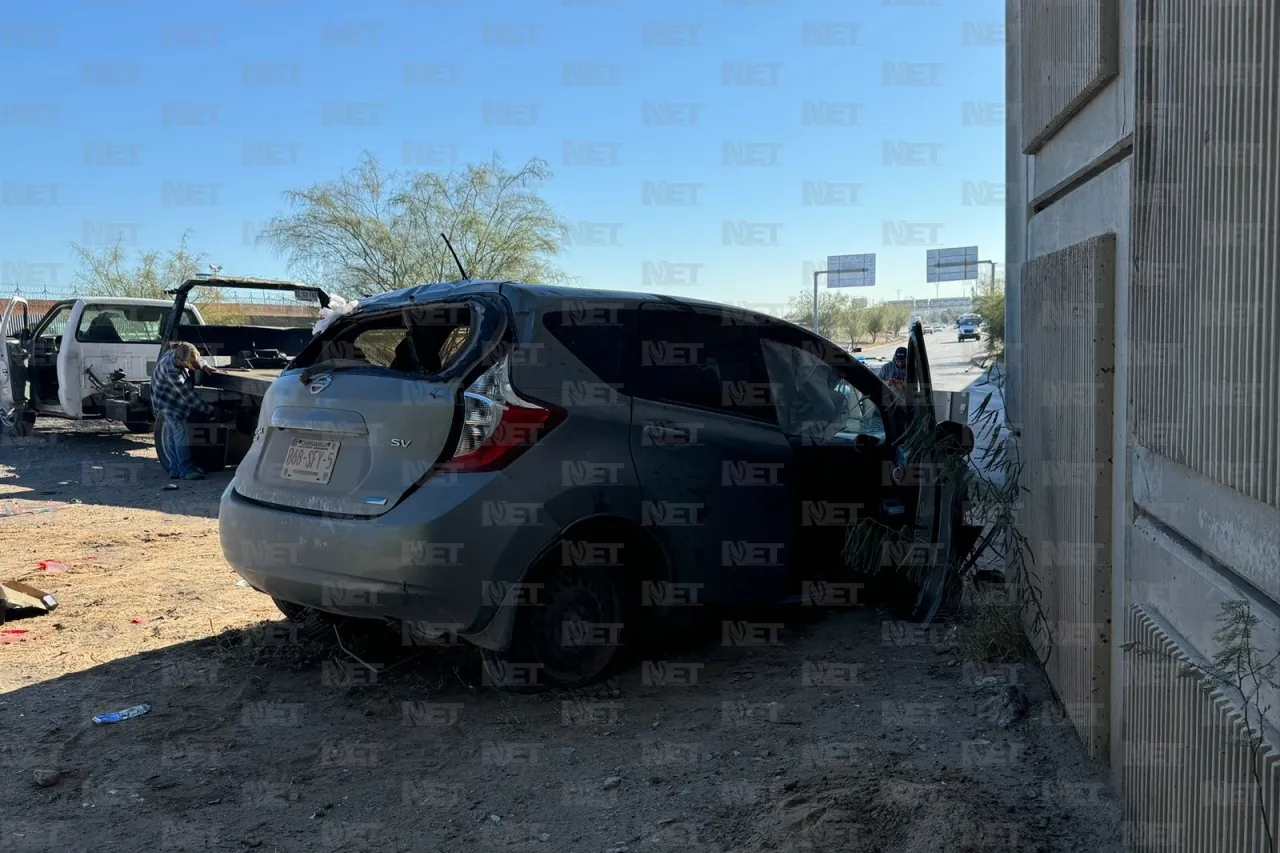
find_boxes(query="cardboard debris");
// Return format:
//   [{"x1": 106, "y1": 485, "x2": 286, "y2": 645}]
[{"x1": 1, "y1": 580, "x2": 58, "y2": 613}]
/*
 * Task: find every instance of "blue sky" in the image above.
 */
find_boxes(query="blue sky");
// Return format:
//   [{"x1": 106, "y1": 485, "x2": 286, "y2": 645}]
[{"x1": 2, "y1": 0, "x2": 1005, "y2": 314}]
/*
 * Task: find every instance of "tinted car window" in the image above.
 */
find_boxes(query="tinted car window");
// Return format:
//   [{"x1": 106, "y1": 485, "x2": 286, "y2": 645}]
[
  {"x1": 634, "y1": 305, "x2": 775, "y2": 422},
  {"x1": 760, "y1": 337, "x2": 886, "y2": 444},
  {"x1": 543, "y1": 308, "x2": 635, "y2": 390}
]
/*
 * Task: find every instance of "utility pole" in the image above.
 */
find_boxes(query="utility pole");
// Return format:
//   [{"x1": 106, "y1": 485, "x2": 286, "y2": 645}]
[{"x1": 811, "y1": 269, "x2": 830, "y2": 333}]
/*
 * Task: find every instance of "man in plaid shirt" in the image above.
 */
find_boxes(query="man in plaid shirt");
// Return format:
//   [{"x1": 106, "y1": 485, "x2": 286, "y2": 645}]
[{"x1": 152, "y1": 341, "x2": 218, "y2": 480}]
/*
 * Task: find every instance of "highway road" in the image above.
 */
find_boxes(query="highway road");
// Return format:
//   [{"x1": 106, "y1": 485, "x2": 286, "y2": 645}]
[{"x1": 852, "y1": 332, "x2": 991, "y2": 392}]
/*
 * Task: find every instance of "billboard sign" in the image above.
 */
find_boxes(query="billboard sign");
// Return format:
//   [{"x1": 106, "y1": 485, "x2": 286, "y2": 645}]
[
  {"x1": 827, "y1": 253, "x2": 875, "y2": 288},
  {"x1": 926, "y1": 246, "x2": 979, "y2": 283}
]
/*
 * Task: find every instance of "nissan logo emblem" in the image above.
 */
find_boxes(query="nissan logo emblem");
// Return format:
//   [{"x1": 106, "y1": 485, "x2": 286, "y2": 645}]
[{"x1": 308, "y1": 374, "x2": 333, "y2": 394}]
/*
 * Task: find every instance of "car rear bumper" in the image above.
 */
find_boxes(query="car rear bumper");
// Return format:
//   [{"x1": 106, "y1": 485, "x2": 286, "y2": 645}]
[{"x1": 218, "y1": 478, "x2": 541, "y2": 633}]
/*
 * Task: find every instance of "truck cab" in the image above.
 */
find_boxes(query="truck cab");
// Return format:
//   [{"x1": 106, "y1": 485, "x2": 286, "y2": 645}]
[{"x1": 1, "y1": 296, "x2": 203, "y2": 434}]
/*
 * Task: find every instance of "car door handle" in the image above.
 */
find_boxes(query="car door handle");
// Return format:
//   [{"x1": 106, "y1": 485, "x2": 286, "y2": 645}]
[{"x1": 642, "y1": 422, "x2": 689, "y2": 444}]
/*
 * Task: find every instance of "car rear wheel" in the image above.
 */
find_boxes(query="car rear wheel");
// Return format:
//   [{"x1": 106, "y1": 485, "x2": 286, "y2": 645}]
[{"x1": 481, "y1": 566, "x2": 625, "y2": 693}]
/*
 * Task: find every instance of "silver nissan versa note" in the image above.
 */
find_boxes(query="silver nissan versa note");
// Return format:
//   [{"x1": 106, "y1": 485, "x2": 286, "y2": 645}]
[{"x1": 219, "y1": 279, "x2": 974, "y2": 691}]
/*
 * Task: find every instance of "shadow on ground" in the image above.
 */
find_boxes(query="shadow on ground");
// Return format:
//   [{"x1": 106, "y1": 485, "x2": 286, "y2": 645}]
[{"x1": 0, "y1": 420, "x2": 225, "y2": 519}]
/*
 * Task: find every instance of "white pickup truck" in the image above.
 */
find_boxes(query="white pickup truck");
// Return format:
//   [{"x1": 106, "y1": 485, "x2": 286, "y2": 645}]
[{"x1": 1, "y1": 296, "x2": 204, "y2": 437}]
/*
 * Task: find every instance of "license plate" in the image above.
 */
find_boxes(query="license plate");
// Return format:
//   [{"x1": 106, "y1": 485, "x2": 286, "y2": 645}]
[{"x1": 281, "y1": 438, "x2": 340, "y2": 484}]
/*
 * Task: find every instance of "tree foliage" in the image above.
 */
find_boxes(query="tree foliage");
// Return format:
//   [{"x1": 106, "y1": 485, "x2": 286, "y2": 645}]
[
  {"x1": 973, "y1": 271, "x2": 1006, "y2": 349},
  {"x1": 71, "y1": 230, "x2": 206, "y2": 300},
  {"x1": 784, "y1": 289, "x2": 851, "y2": 340},
  {"x1": 261, "y1": 153, "x2": 573, "y2": 298},
  {"x1": 864, "y1": 304, "x2": 887, "y2": 342}
]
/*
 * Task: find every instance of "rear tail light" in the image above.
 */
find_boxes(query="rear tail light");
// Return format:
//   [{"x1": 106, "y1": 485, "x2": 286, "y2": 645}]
[{"x1": 448, "y1": 355, "x2": 563, "y2": 473}]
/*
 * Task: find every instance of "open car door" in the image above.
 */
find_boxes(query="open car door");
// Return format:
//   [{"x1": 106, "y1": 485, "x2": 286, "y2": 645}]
[
  {"x1": 900, "y1": 321, "x2": 974, "y2": 623},
  {"x1": 0, "y1": 296, "x2": 33, "y2": 436}
]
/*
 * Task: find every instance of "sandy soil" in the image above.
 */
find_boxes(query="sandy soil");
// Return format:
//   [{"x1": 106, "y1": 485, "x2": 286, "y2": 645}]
[{"x1": 1, "y1": 420, "x2": 1128, "y2": 853}]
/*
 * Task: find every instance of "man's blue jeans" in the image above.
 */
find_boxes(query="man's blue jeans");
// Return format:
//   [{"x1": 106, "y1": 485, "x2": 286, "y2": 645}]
[{"x1": 161, "y1": 412, "x2": 195, "y2": 477}]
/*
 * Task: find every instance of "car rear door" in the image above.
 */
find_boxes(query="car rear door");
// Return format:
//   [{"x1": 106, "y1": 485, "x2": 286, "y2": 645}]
[
  {"x1": 629, "y1": 303, "x2": 793, "y2": 606},
  {"x1": 229, "y1": 293, "x2": 510, "y2": 518}
]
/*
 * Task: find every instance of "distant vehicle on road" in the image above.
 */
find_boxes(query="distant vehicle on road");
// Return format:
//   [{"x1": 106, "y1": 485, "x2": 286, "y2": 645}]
[
  {"x1": 922, "y1": 323, "x2": 935, "y2": 334},
  {"x1": 957, "y1": 313, "x2": 982, "y2": 343}
]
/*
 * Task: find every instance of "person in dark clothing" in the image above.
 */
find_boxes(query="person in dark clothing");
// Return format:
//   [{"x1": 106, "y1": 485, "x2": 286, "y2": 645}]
[{"x1": 878, "y1": 346, "x2": 908, "y2": 393}]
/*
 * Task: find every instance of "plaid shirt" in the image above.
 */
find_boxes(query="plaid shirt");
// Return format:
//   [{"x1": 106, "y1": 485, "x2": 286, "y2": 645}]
[{"x1": 151, "y1": 349, "x2": 215, "y2": 421}]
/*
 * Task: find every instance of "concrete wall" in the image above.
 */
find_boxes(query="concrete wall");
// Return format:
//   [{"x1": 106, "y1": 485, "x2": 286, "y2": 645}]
[{"x1": 1010, "y1": 0, "x2": 1280, "y2": 846}]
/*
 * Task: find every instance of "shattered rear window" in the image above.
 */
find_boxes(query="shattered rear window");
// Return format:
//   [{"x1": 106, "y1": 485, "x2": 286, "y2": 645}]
[{"x1": 300, "y1": 304, "x2": 475, "y2": 375}]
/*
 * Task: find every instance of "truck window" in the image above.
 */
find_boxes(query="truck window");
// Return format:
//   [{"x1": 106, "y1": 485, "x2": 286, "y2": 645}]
[
  {"x1": 36, "y1": 305, "x2": 71, "y2": 340},
  {"x1": 76, "y1": 306, "x2": 200, "y2": 344}
]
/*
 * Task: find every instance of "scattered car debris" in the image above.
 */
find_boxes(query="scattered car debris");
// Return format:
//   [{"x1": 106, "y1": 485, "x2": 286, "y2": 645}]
[
  {"x1": 162, "y1": 484, "x2": 179, "y2": 491},
  {"x1": 91, "y1": 704, "x2": 151, "y2": 725},
  {"x1": 1, "y1": 580, "x2": 58, "y2": 613},
  {"x1": 602, "y1": 776, "x2": 622, "y2": 790},
  {"x1": 37, "y1": 560, "x2": 69, "y2": 573},
  {"x1": 0, "y1": 502, "x2": 69, "y2": 519}
]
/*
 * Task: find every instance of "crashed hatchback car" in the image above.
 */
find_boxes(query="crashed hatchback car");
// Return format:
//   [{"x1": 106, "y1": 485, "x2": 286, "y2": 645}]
[{"x1": 220, "y1": 281, "x2": 977, "y2": 691}]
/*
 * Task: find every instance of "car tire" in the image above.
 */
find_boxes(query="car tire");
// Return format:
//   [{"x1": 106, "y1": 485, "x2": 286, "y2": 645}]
[{"x1": 481, "y1": 566, "x2": 625, "y2": 693}]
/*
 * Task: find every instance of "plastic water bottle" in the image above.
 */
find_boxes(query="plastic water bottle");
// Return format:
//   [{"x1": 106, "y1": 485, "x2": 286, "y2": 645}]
[{"x1": 92, "y1": 704, "x2": 151, "y2": 725}]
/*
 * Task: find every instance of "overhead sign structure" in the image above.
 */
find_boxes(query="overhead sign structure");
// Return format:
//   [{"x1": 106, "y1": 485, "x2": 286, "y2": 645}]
[
  {"x1": 926, "y1": 246, "x2": 979, "y2": 283},
  {"x1": 827, "y1": 253, "x2": 876, "y2": 288}
]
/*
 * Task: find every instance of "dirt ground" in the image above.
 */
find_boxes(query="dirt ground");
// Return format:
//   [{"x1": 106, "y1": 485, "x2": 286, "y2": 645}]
[{"x1": 1, "y1": 420, "x2": 1128, "y2": 853}]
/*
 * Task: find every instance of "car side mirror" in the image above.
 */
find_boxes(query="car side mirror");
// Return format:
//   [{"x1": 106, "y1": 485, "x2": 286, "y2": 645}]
[{"x1": 934, "y1": 419, "x2": 974, "y2": 454}]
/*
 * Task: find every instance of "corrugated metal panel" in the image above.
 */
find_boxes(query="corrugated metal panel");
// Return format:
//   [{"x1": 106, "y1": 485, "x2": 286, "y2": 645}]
[
  {"x1": 1, "y1": 310, "x2": 44, "y2": 338},
  {"x1": 1132, "y1": 0, "x2": 1280, "y2": 509},
  {"x1": 1123, "y1": 605, "x2": 1280, "y2": 852},
  {"x1": 1020, "y1": 0, "x2": 1122, "y2": 153},
  {"x1": 1020, "y1": 233, "x2": 1117, "y2": 760}
]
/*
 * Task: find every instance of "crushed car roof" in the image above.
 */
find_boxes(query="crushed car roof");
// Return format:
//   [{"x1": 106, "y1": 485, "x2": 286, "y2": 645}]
[{"x1": 353, "y1": 279, "x2": 789, "y2": 323}]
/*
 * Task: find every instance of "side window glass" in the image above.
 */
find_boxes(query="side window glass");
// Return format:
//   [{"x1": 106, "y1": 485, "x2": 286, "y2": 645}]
[
  {"x1": 542, "y1": 308, "x2": 633, "y2": 391},
  {"x1": 37, "y1": 307, "x2": 70, "y2": 340},
  {"x1": 760, "y1": 337, "x2": 886, "y2": 444},
  {"x1": 635, "y1": 306, "x2": 774, "y2": 422}
]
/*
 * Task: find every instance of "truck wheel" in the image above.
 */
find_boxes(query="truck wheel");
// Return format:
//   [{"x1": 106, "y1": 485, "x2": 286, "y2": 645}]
[{"x1": 153, "y1": 414, "x2": 172, "y2": 473}]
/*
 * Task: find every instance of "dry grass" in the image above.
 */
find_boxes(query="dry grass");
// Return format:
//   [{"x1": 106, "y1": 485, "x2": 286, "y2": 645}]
[{"x1": 956, "y1": 588, "x2": 1036, "y2": 663}]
